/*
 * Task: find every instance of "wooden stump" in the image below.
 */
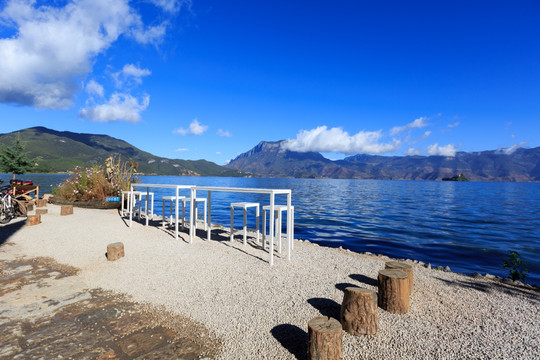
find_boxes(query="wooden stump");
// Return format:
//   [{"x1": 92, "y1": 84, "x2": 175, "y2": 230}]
[
  {"x1": 60, "y1": 205, "x2": 73, "y2": 216},
  {"x1": 36, "y1": 209, "x2": 48, "y2": 216},
  {"x1": 385, "y1": 261, "x2": 413, "y2": 294},
  {"x1": 26, "y1": 215, "x2": 41, "y2": 226},
  {"x1": 26, "y1": 203, "x2": 34, "y2": 212},
  {"x1": 107, "y1": 242, "x2": 125, "y2": 261},
  {"x1": 307, "y1": 316, "x2": 343, "y2": 360},
  {"x1": 340, "y1": 287, "x2": 378, "y2": 336},
  {"x1": 378, "y1": 269, "x2": 410, "y2": 314},
  {"x1": 36, "y1": 199, "x2": 47, "y2": 207}
]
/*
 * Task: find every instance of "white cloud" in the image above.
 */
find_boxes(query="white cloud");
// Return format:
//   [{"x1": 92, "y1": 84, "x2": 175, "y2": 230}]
[
  {"x1": 85, "y1": 80, "x2": 104, "y2": 97},
  {"x1": 216, "y1": 151, "x2": 221, "y2": 155},
  {"x1": 405, "y1": 148, "x2": 421, "y2": 155},
  {"x1": 0, "y1": 0, "x2": 176, "y2": 110},
  {"x1": 121, "y1": 64, "x2": 151, "y2": 81},
  {"x1": 130, "y1": 23, "x2": 167, "y2": 45},
  {"x1": 498, "y1": 142, "x2": 526, "y2": 155},
  {"x1": 79, "y1": 93, "x2": 150, "y2": 123},
  {"x1": 448, "y1": 122, "x2": 460, "y2": 128},
  {"x1": 112, "y1": 64, "x2": 151, "y2": 87},
  {"x1": 174, "y1": 119, "x2": 209, "y2": 136},
  {"x1": 410, "y1": 130, "x2": 431, "y2": 144},
  {"x1": 282, "y1": 126, "x2": 401, "y2": 154},
  {"x1": 390, "y1": 117, "x2": 429, "y2": 136},
  {"x1": 148, "y1": 0, "x2": 191, "y2": 13},
  {"x1": 427, "y1": 143, "x2": 457, "y2": 157},
  {"x1": 175, "y1": 148, "x2": 189, "y2": 152},
  {"x1": 217, "y1": 129, "x2": 231, "y2": 137}
]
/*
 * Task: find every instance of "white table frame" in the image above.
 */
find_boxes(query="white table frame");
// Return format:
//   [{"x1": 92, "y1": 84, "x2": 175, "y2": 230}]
[
  {"x1": 130, "y1": 184, "x2": 195, "y2": 241},
  {"x1": 196, "y1": 186, "x2": 293, "y2": 266},
  {"x1": 128, "y1": 184, "x2": 293, "y2": 265}
]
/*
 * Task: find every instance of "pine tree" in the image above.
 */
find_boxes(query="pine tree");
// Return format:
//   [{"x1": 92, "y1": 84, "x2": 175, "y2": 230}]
[{"x1": 0, "y1": 134, "x2": 35, "y2": 180}]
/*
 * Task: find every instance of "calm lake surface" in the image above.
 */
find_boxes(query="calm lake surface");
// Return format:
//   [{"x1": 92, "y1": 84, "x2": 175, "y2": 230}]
[{"x1": 3, "y1": 173, "x2": 539, "y2": 285}]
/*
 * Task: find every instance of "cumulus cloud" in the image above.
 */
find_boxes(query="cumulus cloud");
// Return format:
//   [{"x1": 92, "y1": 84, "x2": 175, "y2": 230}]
[
  {"x1": 175, "y1": 148, "x2": 189, "y2": 152},
  {"x1": 79, "y1": 93, "x2": 150, "y2": 123},
  {"x1": 217, "y1": 129, "x2": 232, "y2": 137},
  {"x1": 390, "y1": 117, "x2": 429, "y2": 136},
  {"x1": 0, "y1": 0, "x2": 176, "y2": 110},
  {"x1": 113, "y1": 64, "x2": 151, "y2": 87},
  {"x1": 427, "y1": 143, "x2": 457, "y2": 157},
  {"x1": 174, "y1": 119, "x2": 209, "y2": 136},
  {"x1": 85, "y1": 80, "x2": 104, "y2": 97},
  {"x1": 282, "y1": 126, "x2": 401, "y2": 154}
]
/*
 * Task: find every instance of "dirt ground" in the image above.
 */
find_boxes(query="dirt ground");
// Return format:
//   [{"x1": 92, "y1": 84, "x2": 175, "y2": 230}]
[{"x1": 0, "y1": 255, "x2": 222, "y2": 359}]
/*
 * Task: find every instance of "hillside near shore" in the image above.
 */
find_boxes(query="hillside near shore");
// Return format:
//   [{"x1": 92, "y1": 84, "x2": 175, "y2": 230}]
[
  {"x1": 0, "y1": 127, "x2": 245, "y2": 177},
  {"x1": 225, "y1": 140, "x2": 540, "y2": 182}
]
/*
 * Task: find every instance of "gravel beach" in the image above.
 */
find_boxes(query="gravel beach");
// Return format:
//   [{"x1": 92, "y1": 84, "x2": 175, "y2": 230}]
[{"x1": 2, "y1": 204, "x2": 539, "y2": 359}]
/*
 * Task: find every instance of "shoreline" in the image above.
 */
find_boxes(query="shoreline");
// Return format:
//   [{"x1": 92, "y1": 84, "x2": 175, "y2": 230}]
[{"x1": 1, "y1": 204, "x2": 539, "y2": 359}]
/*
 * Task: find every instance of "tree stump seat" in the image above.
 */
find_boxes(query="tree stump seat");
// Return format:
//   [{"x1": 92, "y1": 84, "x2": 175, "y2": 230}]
[
  {"x1": 26, "y1": 215, "x2": 41, "y2": 226},
  {"x1": 378, "y1": 269, "x2": 410, "y2": 314},
  {"x1": 385, "y1": 261, "x2": 413, "y2": 294},
  {"x1": 107, "y1": 242, "x2": 125, "y2": 261},
  {"x1": 307, "y1": 316, "x2": 343, "y2": 360},
  {"x1": 341, "y1": 287, "x2": 378, "y2": 336},
  {"x1": 36, "y1": 199, "x2": 47, "y2": 208},
  {"x1": 60, "y1": 205, "x2": 73, "y2": 216}
]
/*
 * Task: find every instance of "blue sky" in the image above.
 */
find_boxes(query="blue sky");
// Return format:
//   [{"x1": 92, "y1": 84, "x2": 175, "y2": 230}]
[{"x1": 1, "y1": 0, "x2": 539, "y2": 165}]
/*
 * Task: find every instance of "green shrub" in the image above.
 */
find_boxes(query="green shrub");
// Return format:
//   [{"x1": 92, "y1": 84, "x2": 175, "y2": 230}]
[{"x1": 502, "y1": 251, "x2": 529, "y2": 282}]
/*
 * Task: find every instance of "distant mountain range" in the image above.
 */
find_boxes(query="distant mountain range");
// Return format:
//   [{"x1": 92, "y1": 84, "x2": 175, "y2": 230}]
[
  {"x1": 0, "y1": 127, "x2": 245, "y2": 177},
  {"x1": 2, "y1": 127, "x2": 539, "y2": 181},
  {"x1": 225, "y1": 141, "x2": 540, "y2": 182}
]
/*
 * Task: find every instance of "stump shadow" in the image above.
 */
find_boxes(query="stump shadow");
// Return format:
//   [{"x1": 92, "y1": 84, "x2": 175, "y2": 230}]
[
  {"x1": 271, "y1": 324, "x2": 307, "y2": 360},
  {"x1": 307, "y1": 297, "x2": 341, "y2": 320},
  {"x1": 349, "y1": 273, "x2": 378, "y2": 287},
  {"x1": 335, "y1": 282, "x2": 360, "y2": 293}
]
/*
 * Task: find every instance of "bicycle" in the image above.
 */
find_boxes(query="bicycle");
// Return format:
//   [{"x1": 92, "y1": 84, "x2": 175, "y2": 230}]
[{"x1": 1, "y1": 185, "x2": 27, "y2": 224}]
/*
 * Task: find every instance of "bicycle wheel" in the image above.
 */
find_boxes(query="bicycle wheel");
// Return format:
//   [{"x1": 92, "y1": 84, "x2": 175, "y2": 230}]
[
  {"x1": 13, "y1": 198, "x2": 27, "y2": 217},
  {"x1": 0, "y1": 205, "x2": 12, "y2": 224}
]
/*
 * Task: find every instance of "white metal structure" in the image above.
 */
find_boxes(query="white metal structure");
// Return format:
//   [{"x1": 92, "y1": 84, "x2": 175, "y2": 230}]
[
  {"x1": 181, "y1": 197, "x2": 208, "y2": 231},
  {"x1": 122, "y1": 190, "x2": 153, "y2": 220},
  {"x1": 162, "y1": 195, "x2": 186, "y2": 226},
  {"x1": 137, "y1": 192, "x2": 154, "y2": 220},
  {"x1": 121, "y1": 190, "x2": 142, "y2": 216},
  {"x1": 197, "y1": 186, "x2": 293, "y2": 265},
  {"x1": 230, "y1": 202, "x2": 260, "y2": 245},
  {"x1": 129, "y1": 184, "x2": 293, "y2": 265},
  {"x1": 130, "y1": 184, "x2": 194, "y2": 242},
  {"x1": 262, "y1": 205, "x2": 295, "y2": 254}
]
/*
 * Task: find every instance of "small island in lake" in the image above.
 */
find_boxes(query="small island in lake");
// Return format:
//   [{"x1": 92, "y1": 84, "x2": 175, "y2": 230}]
[{"x1": 442, "y1": 173, "x2": 469, "y2": 181}]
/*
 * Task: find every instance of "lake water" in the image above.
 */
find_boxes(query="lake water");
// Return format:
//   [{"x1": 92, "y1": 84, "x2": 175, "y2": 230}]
[{"x1": 2, "y1": 173, "x2": 539, "y2": 285}]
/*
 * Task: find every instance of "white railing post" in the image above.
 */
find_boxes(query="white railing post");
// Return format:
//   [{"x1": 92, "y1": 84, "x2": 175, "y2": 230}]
[
  {"x1": 175, "y1": 186, "x2": 179, "y2": 240},
  {"x1": 269, "y1": 191, "x2": 275, "y2": 266},
  {"x1": 287, "y1": 191, "x2": 292, "y2": 260},
  {"x1": 207, "y1": 190, "x2": 212, "y2": 241}
]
